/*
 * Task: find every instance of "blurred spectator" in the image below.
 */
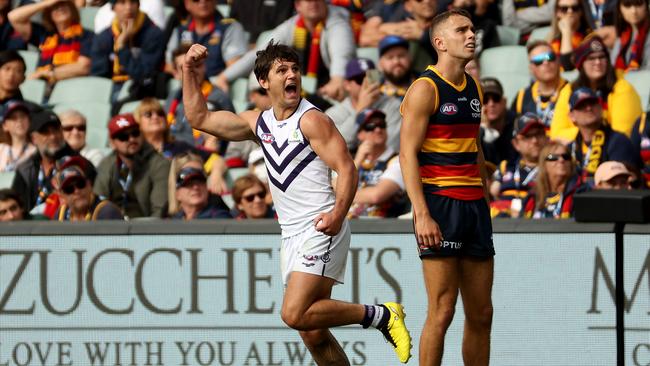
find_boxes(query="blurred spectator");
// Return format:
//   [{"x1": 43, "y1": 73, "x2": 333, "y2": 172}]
[
  {"x1": 58, "y1": 109, "x2": 104, "y2": 167},
  {"x1": 0, "y1": 0, "x2": 27, "y2": 51},
  {"x1": 246, "y1": 71, "x2": 272, "y2": 112},
  {"x1": 165, "y1": 0, "x2": 247, "y2": 91},
  {"x1": 91, "y1": 0, "x2": 164, "y2": 102},
  {"x1": 548, "y1": 0, "x2": 592, "y2": 70},
  {"x1": 465, "y1": 57, "x2": 480, "y2": 79},
  {"x1": 222, "y1": 0, "x2": 355, "y2": 102},
  {"x1": 611, "y1": 0, "x2": 649, "y2": 72},
  {"x1": 446, "y1": 0, "x2": 500, "y2": 53},
  {"x1": 326, "y1": 58, "x2": 402, "y2": 151},
  {"x1": 231, "y1": 174, "x2": 275, "y2": 219},
  {"x1": 54, "y1": 165, "x2": 123, "y2": 220},
  {"x1": 167, "y1": 152, "x2": 230, "y2": 215},
  {"x1": 94, "y1": 0, "x2": 166, "y2": 32},
  {"x1": 229, "y1": 0, "x2": 294, "y2": 47},
  {"x1": 593, "y1": 160, "x2": 632, "y2": 189},
  {"x1": 167, "y1": 45, "x2": 237, "y2": 147},
  {"x1": 583, "y1": 0, "x2": 617, "y2": 31},
  {"x1": 522, "y1": 140, "x2": 586, "y2": 218},
  {"x1": 360, "y1": 0, "x2": 437, "y2": 72},
  {"x1": 12, "y1": 109, "x2": 76, "y2": 214},
  {"x1": 171, "y1": 166, "x2": 232, "y2": 219},
  {"x1": 0, "y1": 100, "x2": 36, "y2": 171},
  {"x1": 8, "y1": 0, "x2": 92, "y2": 90},
  {"x1": 348, "y1": 109, "x2": 409, "y2": 218},
  {"x1": 630, "y1": 110, "x2": 650, "y2": 187},
  {"x1": 134, "y1": 97, "x2": 195, "y2": 159},
  {"x1": 93, "y1": 113, "x2": 169, "y2": 218},
  {"x1": 502, "y1": 0, "x2": 553, "y2": 35},
  {"x1": 550, "y1": 35, "x2": 642, "y2": 140},
  {"x1": 490, "y1": 113, "x2": 548, "y2": 218},
  {"x1": 512, "y1": 41, "x2": 568, "y2": 127},
  {"x1": 0, "y1": 50, "x2": 40, "y2": 110},
  {"x1": 480, "y1": 77, "x2": 516, "y2": 165},
  {"x1": 0, "y1": 188, "x2": 26, "y2": 221},
  {"x1": 377, "y1": 35, "x2": 414, "y2": 100},
  {"x1": 567, "y1": 87, "x2": 639, "y2": 181}
]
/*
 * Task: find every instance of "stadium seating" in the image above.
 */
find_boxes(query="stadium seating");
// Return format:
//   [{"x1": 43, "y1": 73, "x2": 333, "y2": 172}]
[
  {"x1": 53, "y1": 102, "x2": 111, "y2": 148},
  {"x1": 118, "y1": 100, "x2": 142, "y2": 114},
  {"x1": 225, "y1": 167, "x2": 250, "y2": 188},
  {"x1": 48, "y1": 77, "x2": 113, "y2": 104},
  {"x1": 256, "y1": 30, "x2": 274, "y2": 49},
  {"x1": 19, "y1": 79, "x2": 46, "y2": 105},
  {"x1": 496, "y1": 25, "x2": 521, "y2": 46},
  {"x1": 357, "y1": 47, "x2": 379, "y2": 64},
  {"x1": 480, "y1": 46, "x2": 530, "y2": 76},
  {"x1": 230, "y1": 78, "x2": 249, "y2": 114},
  {"x1": 18, "y1": 49, "x2": 39, "y2": 75},
  {"x1": 79, "y1": 7, "x2": 99, "y2": 31},
  {"x1": 496, "y1": 73, "x2": 532, "y2": 102},
  {"x1": 625, "y1": 70, "x2": 650, "y2": 109},
  {"x1": 527, "y1": 26, "x2": 551, "y2": 44},
  {"x1": 217, "y1": 4, "x2": 230, "y2": 17},
  {"x1": 0, "y1": 171, "x2": 15, "y2": 189}
]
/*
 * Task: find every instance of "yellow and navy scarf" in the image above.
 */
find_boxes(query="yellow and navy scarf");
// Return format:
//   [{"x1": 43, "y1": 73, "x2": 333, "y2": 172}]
[
  {"x1": 36, "y1": 23, "x2": 85, "y2": 72},
  {"x1": 111, "y1": 11, "x2": 146, "y2": 82}
]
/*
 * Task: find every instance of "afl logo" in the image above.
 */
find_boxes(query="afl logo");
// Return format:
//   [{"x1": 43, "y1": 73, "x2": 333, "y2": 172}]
[
  {"x1": 261, "y1": 133, "x2": 274, "y2": 144},
  {"x1": 470, "y1": 99, "x2": 481, "y2": 113},
  {"x1": 440, "y1": 103, "x2": 458, "y2": 115}
]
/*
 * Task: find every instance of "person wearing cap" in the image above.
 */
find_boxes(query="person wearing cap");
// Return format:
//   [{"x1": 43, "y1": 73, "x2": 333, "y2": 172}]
[
  {"x1": 566, "y1": 86, "x2": 639, "y2": 182},
  {"x1": 490, "y1": 113, "x2": 548, "y2": 218},
  {"x1": 58, "y1": 109, "x2": 105, "y2": 167},
  {"x1": 164, "y1": 0, "x2": 247, "y2": 92},
  {"x1": 325, "y1": 58, "x2": 402, "y2": 151},
  {"x1": 8, "y1": 0, "x2": 93, "y2": 88},
  {"x1": 400, "y1": 10, "x2": 493, "y2": 365},
  {"x1": 171, "y1": 166, "x2": 232, "y2": 220},
  {"x1": 377, "y1": 35, "x2": 415, "y2": 100},
  {"x1": 511, "y1": 41, "x2": 568, "y2": 127},
  {"x1": 54, "y1": 165, "x2": 123, "y2": 221},
  {"x1": 90, "y1": 0, "x2": 164, "y2": 102},
  {"x1": 480, "y1": 76, "x2": 517, "y2": 165},
  {"x1": 0, "y1": 100, "x2": 36, "y2": 172},
  {"x1": 550, "y1": 35, "x2": 642, "y2": 141},
  {"x1": 11, "y1": 109, "x2": 77, "y2": 214},
  {"x1": 348, "y1": 109, "x2": 409, "y2": 218},
  {"x1": 93, "y1": 113, "x2": 170, "y2": 218},
  {"x1": 217, "y1": 0, "x2": 355, "y2": 102},
  {"x1": 593, "y1": 160, "x2": 633, "y2": 189},
  {"x1": 630, "y1": 109, "x2": 650, "y2": 188}
]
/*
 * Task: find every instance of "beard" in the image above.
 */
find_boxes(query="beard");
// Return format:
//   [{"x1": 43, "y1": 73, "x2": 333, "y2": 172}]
[
  {"x1": 41, "y1": 141, "x2": 66, "y2": 159},
  {"x1": 384, "y1": 69, "x2": 412, "y2": 86}
]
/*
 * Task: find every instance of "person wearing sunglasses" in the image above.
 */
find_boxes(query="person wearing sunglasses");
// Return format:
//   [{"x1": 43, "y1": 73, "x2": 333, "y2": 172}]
[
  {"x1": 348, "y1": 109, "x2": 409, "y2": 218},
  {"x1": 94, "y1": 113, "x2": 170, "y2": 219},
  {"x1": 551, "y1": 35, "x2": 642, "y2": 141},
  {"x1": 512, "y1": 41, "x2": 568, "y2": 127},
  {"x1": 611, "y1": 0, "x2": 650, "y2": 73},
  {"x1": 325, "y1": 58, "x2": 402, "y2": 151},
  {"x1": 231, "y1": 174, "x2": 275, "y2": 219},
  {"x1": 522, "y1": 140, "x2": 587, "y2": 218},
  {"x1": 58, "y1": 109, "x2": 105, "y2": 167},
  {"x1": 0, "y1": 100, "x2": 36, "y2": 172},
  {"x1": 479, "y1": 77, "x2": 517, "y2": 165},
  {"x1": 184, "y1": 41, "x2": 412, "y2": 364},
  {"x1": 566, "y1": 87, "x2": 640, "y2": 183},
  {"x1": 549, "y1": 0, "x2": 592, "y2": 70},
  {"x1": 54, "y1": 165, "x2": 123, "y2": 221}
]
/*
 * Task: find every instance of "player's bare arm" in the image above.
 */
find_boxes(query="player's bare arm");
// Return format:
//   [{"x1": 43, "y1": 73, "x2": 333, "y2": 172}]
[
  {"x1": 301, "y1": 110, "x2": 358, "y2": 236},
  {"x1": 400, "y1": 79, "x2": 444, "y2": 248},
  {"x1": 182, "y1": 44, "x2": 256, "y2": 142}
]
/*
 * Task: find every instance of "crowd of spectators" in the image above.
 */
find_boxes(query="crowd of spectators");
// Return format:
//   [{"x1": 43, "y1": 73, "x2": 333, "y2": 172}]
[{"x1": 0, "y1": 0, "x2": 648, "y2": 223}]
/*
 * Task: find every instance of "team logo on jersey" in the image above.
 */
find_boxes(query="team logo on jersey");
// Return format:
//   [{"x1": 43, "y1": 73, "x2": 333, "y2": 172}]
[
  {"x1": 470, "y1": 99, "x2": 481, "y2": 113},
  {"x1": 261, "y1": 133, "x2": 275, "y2": 144},
  {"x1": 440, "y1": 103, "x2": 458, "y2": 115}
]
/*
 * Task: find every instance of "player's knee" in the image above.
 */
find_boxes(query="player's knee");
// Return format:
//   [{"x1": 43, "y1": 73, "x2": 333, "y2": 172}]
[
  {"x1": 299, "y1": 329, "x2": 328, "y2": 348},
  {"x1": 430, "y1": 305, "x2": 456, "y2": 330},
  {"x1": 281, "y1": 307, "x2": 306, "y2": 330},
  {"x1": 466, "y1": 304, "x2": 493, "y2": 329}
]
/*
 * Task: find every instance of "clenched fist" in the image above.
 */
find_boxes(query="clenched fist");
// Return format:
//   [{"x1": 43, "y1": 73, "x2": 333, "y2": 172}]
[{"x1": 183, "y1": 44, "x2": 209, "y2": 71}]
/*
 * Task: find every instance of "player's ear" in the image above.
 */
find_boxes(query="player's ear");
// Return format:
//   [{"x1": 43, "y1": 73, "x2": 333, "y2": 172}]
[{"x1": 259, "y1": 78, "x2": 270, "y2": 90}]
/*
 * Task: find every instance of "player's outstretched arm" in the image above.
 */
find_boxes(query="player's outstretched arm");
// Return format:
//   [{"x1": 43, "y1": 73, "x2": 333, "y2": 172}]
[
  {"x1": 182, "y1": 44, "x2": 256, "y2": 142},
  {"x1": 399, "y1": 79, "x2": 444, "y2": 248},
  {"x1": 302, "y1": 110, "x2": 358, "y2": 236}
]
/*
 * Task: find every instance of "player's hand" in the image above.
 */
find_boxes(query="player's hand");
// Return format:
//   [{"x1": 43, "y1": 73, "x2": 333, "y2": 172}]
[
  {"x1": 313, "y1": 211, "x2": 343, "y2": 236},
  {"x1": 184, "y1": 44, "x2": 209, "y2": 71},
  {"x1": 415, "y1": 213, "x2": 443, "y2": 250}
]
